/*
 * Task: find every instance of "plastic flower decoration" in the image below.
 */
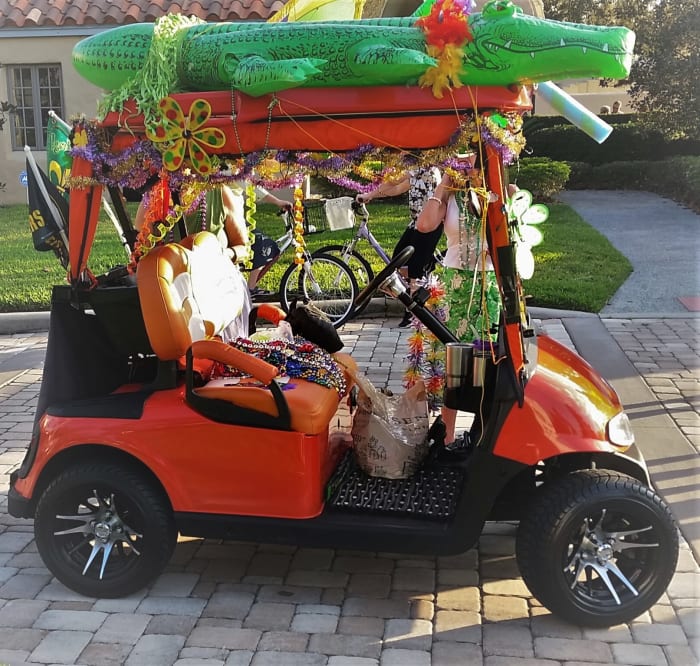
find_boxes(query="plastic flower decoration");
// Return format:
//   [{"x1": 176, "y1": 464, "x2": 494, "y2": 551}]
[
  {"x1": 146, "y1": 97, "x2": 225, "y2": 175},
  {"x1": 506, "y1": 189, "x2": 548, "y2": 279}
]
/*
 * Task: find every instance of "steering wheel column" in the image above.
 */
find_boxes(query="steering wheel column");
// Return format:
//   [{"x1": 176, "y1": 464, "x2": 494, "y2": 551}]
[{"x1": 354, "y1": 247, "x2": 459, "y2": 345}]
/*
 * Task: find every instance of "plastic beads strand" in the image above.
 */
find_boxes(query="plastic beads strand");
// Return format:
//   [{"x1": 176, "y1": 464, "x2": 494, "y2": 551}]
[{"x1": 292, "y1": 180, "x2": 306, "y2": 265}]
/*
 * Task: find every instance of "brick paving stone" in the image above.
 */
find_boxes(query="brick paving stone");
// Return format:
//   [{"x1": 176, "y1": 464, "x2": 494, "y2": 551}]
[
  {"x1": 308, "y1": 633, "x2": 382, "y2": 658},
  {"x1": 478, "y1": 535, "x2": 516, "y2": 555},
  {"x1": 534, "y1": 637, "x2": 613, "y2": 662},
  {"x1": 333, "y1": 557, "x2": 394, "y2": 574},
  {"x1": 179, "y1": 646, "x2": 228, "y2": 660},
  {"x1": 482, "y1": 595, "x2": 529, "y2": 621},
  {"x1": 36, "y1": 580, "x2": 96, "y2": 602},
  {"x1": 391, "y1": 568, "x2": 435, "y2": 591},
  {"x1": 582, "y1": 624, "x2": 633, "y2": 642},
  {"x1": 530, "y1": 614, "x2": 584, "y2": 639},
  {"x1": 348, "y1": 573, "x2": 392, "y2": 598},
  {"x1": 384, "y1": 619, "x2": 432, "y2": 651},
  {"x1": 150, "y1": 572, "x2": 200, "y2": 597},
  {"x1": 664, "y1": 644, "x2": 699, "y2": 666},
  {"x1": 287, "y1": 570, "x2": 349, "y2": 588},
  {"x1": 258, "y1": 585, "x2": 322, "y2": 605},
  {"x1": 379, "y1": 648, "x2": 430, "y2": 665},
  {"x1": 0, "y1": 530, "x2": 34, "y2": 553},
  {"x1": 0, "y1": 572, "x2": 51, "y2": 598},
  {"x1": 630, "y1": 623, "x2": 689, "y2": 645},
  {"x1": 250, "y1": 651, "x2": 327, "y2": 665},
  {"x1": 292, "y1": 613, "x2": 339, "y2": 634},
  {"x1": 138, "y1": 596, "x2": 207, "y2": 617},
  {"x1": 246, "y1": 553, "x2": 292, "y2": 578},
  {"x1": 290, "y1": 549, "x2": 335, "y2": 571},
  {"x1": 437, "y1": 568, "x2": 479, "y2": 586},
  {"x1": 337, "y1": 616, "x2": 385, "y2": 638},
  {"x1": 0, "y1": 627, "x2": 46, "y2": 650},
  {"x1": 187, "y1": 626, "x2": 262, "y2": 650},
  {"x1": 79, "y1": 641, "x2": 134, "y2": 666},
  {"x1": 174, "y1": 658, "x2": 225, "y2": 666},
  {"x1": 297, "y1": 604, "x2": 341, "y2": 616},
  {"x1": 676, "y1": 607, "x2": 700, "y2": 638},
  {"x1": 30, "y1": 629, "x2": 93, "y2": 664},
  {"x1": 327, "y1": 657, "x2": 378, "y2": 666},
  {"x1": 321, "y1": 588, "x2": 346, "y2": 606},
  {"x1": 93, "y1": 612, "x2": 151, "y2": 644},
  {"x1": 484, "y1": 658, "x2": 563, "y2": 666},
  {"x1": 243, "y1": 602, "x2": 295, "y2": 631},
  {"x1": 146, "y1": 614, "x2": 198, "y2": 636},
  {"x1": 342, "y1": 598, "x2": 410, "y2": 619},
  {"x1": 34, "y1": 608, "x2": 107, "y2": 631},
  {"x1": 611, "y1": 642, "x2": 668, "y2": 666},
  {"x1": 482, "y1": 623, "x2": 534, "y2": 658},
  {"x1": 435, "y1": 586, "x2": 480, "y2": 611},
  {"x1": 432, "y1": 641, "x2": 484, "y2": 665},
  {"x1": 93, "y1": 595, "x2": 145, "y2": 613},
  {"x1": 258, "y1": 630, "x2": 309, "y2": 652},
  {"x1": 0, "y1": 566, "x2": 18, "y2": 584},
  {"x1": 481, "y1": 578, "x2": 531, "y2": 597},
  {"x1": 0, "y1": 598, "x2": 48, "y2": 627},
  {"x1": 434, "y1": 610, "x2": 481, "y2": 643},
  {"x1": 224, "y1": 650, "x2": 255, "y2": 665},
  {"x1": 650, "y1": 604, "x2": 681, "y2": 625},
  {"x1": 126, "y1": 634, "x2": 186, "y2": 666},
  {"x1": 203, "y1": 591, "x2": 256, "y2": 620},
  {"x1": 0, "y1": 648, "x2": 30, "y2": 664},
  {"x1": 410, "y1": 599, "x2": 434, "y2": 621}
]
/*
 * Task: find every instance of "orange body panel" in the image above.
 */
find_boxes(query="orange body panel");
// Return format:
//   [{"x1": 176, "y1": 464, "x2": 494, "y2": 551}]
[
  {"x1": 493, "y1": 335, "x2": 622, "y2": 464},
  {"x1": 14, "y1": 388, "x2": 346, "y2": 519},
  {"x1": 104, "y1": 85, "x2": 532, "y2": 154}
]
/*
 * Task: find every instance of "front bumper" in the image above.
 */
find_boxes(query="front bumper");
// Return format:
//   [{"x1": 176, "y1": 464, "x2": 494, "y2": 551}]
[{"x1": 8, "y1": 470, "x2": 33, "y2": 519}]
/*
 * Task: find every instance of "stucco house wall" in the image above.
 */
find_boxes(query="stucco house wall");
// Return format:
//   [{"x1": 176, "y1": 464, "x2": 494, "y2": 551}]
[{"x1": 1, "y1": 31, "x2": 104, "y2": 204}]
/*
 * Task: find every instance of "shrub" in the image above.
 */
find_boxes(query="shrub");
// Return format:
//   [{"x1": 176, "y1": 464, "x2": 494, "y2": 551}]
[
  {"x1": 510, "y1": 158, "x2": 571, "y2": 200},
  {"x1": 525, "y1": 123, "x2": 700, "y2": 165},
  {"x1": 565, "y1": 156, "x2": 700, "y2": 212}
]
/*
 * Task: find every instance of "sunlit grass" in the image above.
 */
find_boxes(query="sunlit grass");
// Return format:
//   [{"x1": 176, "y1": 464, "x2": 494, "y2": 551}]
[{"x1": 0, "y1": 200, "x2": 630, "y2": 313}]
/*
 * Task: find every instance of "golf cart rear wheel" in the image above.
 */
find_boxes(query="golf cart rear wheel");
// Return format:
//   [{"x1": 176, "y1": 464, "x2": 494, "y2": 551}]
[
  {"x1": 516, "y1": 469, "x2": 678, "y2": 627},
  {"x1": 34, "y1": 462, "x2": 177, "y2": 598}
]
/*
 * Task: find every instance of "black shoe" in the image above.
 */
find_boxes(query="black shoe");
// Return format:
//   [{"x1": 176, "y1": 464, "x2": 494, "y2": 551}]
[{"x1": 398, "y1": 312, "x2": 412, "y2": 328}]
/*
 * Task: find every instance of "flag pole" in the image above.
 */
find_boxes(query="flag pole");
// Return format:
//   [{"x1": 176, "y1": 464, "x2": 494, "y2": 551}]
[
  {"x1": 24, "y1": 145, "x2": 70, "y2": 250},
  {"x1": 48, "y1": 110, "x2": 131, "y2": 257}
]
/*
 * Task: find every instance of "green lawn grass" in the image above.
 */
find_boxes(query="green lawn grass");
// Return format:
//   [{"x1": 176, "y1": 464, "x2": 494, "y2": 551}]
[{"x1": 0, "y1": 200, "x2": 631, "y2": 313}]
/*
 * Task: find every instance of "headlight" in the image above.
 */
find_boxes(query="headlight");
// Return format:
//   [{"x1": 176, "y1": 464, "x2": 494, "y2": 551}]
[{"x1": 607, "y1": 411, "x2": 635, "y2": 449}]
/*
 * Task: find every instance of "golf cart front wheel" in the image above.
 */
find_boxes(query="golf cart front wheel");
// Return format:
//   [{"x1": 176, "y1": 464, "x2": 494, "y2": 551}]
[
  {"x1": 34, "y1": 462, "x2": 177, "y2": 598},
  {"x1": 516, "y1": 469, "x2": 678, "y2": 627}
]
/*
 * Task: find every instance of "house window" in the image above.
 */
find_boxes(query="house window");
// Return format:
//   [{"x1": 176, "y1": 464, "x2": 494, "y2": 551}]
[{"x1": 7, "y1": 64, "x2": 64, "y2": 150}]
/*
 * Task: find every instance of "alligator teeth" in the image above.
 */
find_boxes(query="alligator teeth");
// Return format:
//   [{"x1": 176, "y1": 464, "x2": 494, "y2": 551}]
[
  {"x1": 530, "y1": 52, "x2": 535, "y2": 58},
  {"x1": 582, "y1": 47, "x2": 587, "y2": 53},
  {"x1": 603, "y1": 43, "x2": 609, "y2": 52},
  {"x1": 560, "y1": 39, "x2": 565, "y2": 47},
  {"x1": 505, "y1": 40, "x2": 512, "y2": 48}
]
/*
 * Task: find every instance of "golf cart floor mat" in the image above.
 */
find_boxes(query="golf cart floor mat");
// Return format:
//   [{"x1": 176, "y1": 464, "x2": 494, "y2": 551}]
[{"x1": 326, "y1": 450, "x2": 464, "y2": 521}]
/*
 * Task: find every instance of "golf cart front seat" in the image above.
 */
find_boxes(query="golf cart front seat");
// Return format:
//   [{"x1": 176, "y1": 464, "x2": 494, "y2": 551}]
[{"x1": 137, "y1": 231, "x2": 353, "y2": 434}]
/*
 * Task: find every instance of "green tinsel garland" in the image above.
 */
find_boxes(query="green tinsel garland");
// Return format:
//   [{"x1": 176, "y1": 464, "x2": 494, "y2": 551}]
[{"x1": 98, "y1": 14, "x2": 203, "y2": 129}]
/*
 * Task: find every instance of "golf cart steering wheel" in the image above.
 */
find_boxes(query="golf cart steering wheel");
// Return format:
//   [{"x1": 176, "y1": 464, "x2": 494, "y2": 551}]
[{"x1": 354, "y1": 246, "x2": 414, "y2": 310}]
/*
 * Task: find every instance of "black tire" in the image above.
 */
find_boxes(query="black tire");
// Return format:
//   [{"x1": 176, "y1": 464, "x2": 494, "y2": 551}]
[
  {"x1": 313, "y1": 245, "x2": 374, "y2": 317},
  {"x1": 34, "y1": 462, "x2": 177, "y2": 598},
  {"x1": 516, "y1": 469, "x2": 678, "y2": 627},
  {"x1": 279, "y1": 253, "x2": 359, "y2": 328}
]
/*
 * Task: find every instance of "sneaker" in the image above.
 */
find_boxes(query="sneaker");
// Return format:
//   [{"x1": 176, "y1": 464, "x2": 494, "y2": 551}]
[
  {"x1": 444, "y1": 431, "x2": 471, "y2": 453},
  {"x1": 397, "y1": 312, "x2": 413, "y2": 328}
]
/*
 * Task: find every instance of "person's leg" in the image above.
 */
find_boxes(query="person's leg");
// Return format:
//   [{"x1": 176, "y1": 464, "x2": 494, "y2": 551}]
[{"x1": 442, "y1": 406, "x2": 458, "y2": 445}]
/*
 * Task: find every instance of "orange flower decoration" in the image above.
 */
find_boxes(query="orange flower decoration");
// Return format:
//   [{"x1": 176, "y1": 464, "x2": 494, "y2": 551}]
[{"x1": 146, "y1": 97, "x2": 225, "y2": 175}]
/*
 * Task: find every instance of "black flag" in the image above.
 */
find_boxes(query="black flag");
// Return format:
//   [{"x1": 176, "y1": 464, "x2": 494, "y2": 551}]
[{"x1": 26, "y1": 156, "x2": 69, "y2": 268}]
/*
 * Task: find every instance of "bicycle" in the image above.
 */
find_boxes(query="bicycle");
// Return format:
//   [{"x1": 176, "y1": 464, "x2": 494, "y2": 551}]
[
  {"x1": 311, "y1": 200, "x2": 444, "y2": 318},
  {"x1": 248, "y1": 209, "x2": 359, "y2": 328}
]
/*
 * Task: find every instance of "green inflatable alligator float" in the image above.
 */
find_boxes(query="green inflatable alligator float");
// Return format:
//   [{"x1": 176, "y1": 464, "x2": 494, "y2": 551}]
[{"x1": 73, "y1": 0, "x2": 634, "y2": 98}]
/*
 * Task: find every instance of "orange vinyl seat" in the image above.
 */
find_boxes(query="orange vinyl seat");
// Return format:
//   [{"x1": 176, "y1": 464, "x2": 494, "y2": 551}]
[{"x1": 137, "y1": 231, "x2": 351, "y2": 434}]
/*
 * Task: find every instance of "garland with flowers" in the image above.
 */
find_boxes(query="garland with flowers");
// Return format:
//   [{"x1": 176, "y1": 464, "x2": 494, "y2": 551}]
[
  {"x1": 404, "y1": 275, "x2": 448, "y2": 411},
  {"x1": 416, "y1": 0, "x2": 475, "y2": 99}
]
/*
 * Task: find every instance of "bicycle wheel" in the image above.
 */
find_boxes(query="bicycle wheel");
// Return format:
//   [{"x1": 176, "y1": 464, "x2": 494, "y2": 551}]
[
  {"x1": 279, "y1": 253, "x2": 359, "y2": 328},
  {"x1": 313, "y1": 245, "x2": 374, "y2": 317}
]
